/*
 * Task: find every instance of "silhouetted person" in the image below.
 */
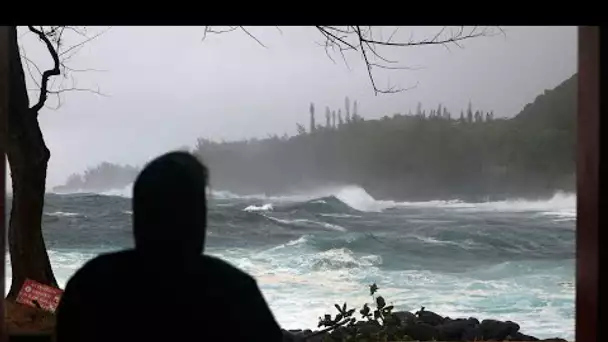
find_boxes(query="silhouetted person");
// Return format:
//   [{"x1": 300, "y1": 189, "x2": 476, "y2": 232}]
[{"x1": 55, "y1": 151, "x2": 283, "y2": 342}]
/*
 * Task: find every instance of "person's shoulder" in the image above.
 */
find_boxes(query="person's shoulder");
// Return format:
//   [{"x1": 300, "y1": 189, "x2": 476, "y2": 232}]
[
  {"x1": 68, "y1": 250, "x2": 136, "y2": 284},
  {"x1": 199, "y1": 254, "x2": 255, "y2": 283}
]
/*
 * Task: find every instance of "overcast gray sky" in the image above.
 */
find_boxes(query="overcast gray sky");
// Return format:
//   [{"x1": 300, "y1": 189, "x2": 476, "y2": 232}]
[{"x1": 16, "y1": 26, "x2": 577, "y2": 188}]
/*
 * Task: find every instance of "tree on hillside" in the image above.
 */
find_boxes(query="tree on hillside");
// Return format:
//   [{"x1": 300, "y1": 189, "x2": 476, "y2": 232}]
[
  {"x1": 325, "y1": 107, "x2": 331, "y2": 128},
  {"x1": 337, "y1": 110, "x2": 343, "y2": 126},
  {"x1": 296, "y1": 123, "x2": 306, "y2": 135},
  {"x1": 329, "y1": 106, "x2": 335, "y2": 128},
  {"x1": 345, "y1": 96, "x2": 351, "y2": 118},
  {"x1": 467, "y1": 101, "x2": 473, "y2": 123},
  {"x1": 6, "y1": 26, "x2": 108, "y2": 298},
  {"x1": 309, "y1": 102, "x2": 316, "y2": 133},
  {"x1": 459, "y1": 110, "x2": 465, "y2": 123}
]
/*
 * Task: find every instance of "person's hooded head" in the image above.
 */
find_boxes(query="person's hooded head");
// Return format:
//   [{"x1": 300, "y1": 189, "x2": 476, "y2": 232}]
[{"x1": 132, "y1": 151, "x2": 208, "y2": 258}]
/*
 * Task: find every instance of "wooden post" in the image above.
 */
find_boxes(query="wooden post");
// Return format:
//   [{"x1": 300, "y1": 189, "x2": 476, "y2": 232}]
[
  {"x1": 576, "y1": 25, "x2": 599, "y2": 342},
  {"x1": 0, "y1": 25, "x2": 9, "y2": 342}
]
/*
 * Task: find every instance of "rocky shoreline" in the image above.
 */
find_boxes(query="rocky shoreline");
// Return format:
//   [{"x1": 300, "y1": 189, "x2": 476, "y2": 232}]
[{"x1": 281, "y1": 308, "x2": 569, "y2": 342}]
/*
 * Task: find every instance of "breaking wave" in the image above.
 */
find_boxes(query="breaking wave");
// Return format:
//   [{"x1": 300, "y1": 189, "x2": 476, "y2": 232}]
[{"x1": 244, "y1": 203, "x2": 274, "y2": 212}]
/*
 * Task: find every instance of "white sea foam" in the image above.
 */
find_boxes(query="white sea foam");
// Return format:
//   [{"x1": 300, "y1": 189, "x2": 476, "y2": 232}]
[
  {"x1": 408, "y1": 235, "x2": 480, "y2": 250},
  {"x1": 100, "y1": 184, "x2": 133, "y2": 198},
  {"x1": 395, "y1": 191, "x2": 576, "y2": 216},
  {"x1": 243, "y1": 203, "x2": 274, "y2": 212},
  {"x1": 45, "y1": 211, "x2": 81, "y2": 217},
  {"x1": 319, "y1": 213, "x2": 362, "y2": 218},
  {"x1": 264, "y1": 216, "x2": 347, "y2": 232},
  {"x1": 205, "y1": 246, "x2": 574, "y2": 340},
  {"x1": 333, "y1": 186, "x2": 396, "y2": 212},
  {"x1": 327, "y1": 185, "x2": 576, "y2": 219}
]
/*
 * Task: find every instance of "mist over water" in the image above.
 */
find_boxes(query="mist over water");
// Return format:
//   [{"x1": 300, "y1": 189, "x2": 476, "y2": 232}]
[{"x1": 6, "y1": 185, "x2": 575, "y2": 340}]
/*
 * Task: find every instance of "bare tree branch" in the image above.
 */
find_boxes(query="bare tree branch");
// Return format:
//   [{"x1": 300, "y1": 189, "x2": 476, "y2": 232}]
[
  {"x1": 202, "y1": 26, "x2": 238, "y2": 41},
  {"x1": 315, "y1": 26, "x2": 358, "y2": 51},
  {"x1": 22, "y1": 26, "x2": 111, "y2": 111},
  {"x1": 28, "y1": 86, "x2": 108, "y2": 96},
  {"x1": 387, "y1": 27, "x2": 400, "y2": 43},
  {"x1": 239, "y1": 26, "x2": 267, "y2": 48},
  {"x1": 28, "y1": 26, "x2": 61, "y2": 113},
  {"x1": 200, "y1": 25, "x2": 500, "y2": 95},
  {"x1": 314, "y1": 25, "x2": 500, "y2": 95},
  {"x1": 48, "y1": 87, "x2": 108, "y2": 97},
  {"x1": 353, "y1": 26, "x2": 382, "y2": 94},
  {"x1": 58, "y1": 27, "x2": 111, "y2": 58},
  {"x1": 20, "y1": 48, "x2": 42, "y2": 88},
  {"x1": 368, "y1": 63, "x2": 424, "y2": 71},
  {"x1": 62, "y1": 65, "x2": 108, "y2": 73}
]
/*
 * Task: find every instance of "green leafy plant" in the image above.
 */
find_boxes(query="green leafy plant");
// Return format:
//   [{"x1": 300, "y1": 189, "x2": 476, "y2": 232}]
[{"x1": 307, "y1": 283, "x2": 412, "y2": 342}]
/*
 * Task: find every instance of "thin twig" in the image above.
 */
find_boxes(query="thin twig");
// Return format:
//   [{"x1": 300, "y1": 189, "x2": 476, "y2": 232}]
[
  {"x1": 62, "y1": 65, "x2": 108, "y2": 73},
  {"x1": 59, "y1": 27, "x2": 111, "y2": 57},
  {"x1": 353, "y1": 26, "x2": 381, "y2": 95},
  {"x1": 239, "y1": 26, "x2": 267, "y2": 48},
  {"x1": 368, "y1": 63, "x2": 423, "y2": 71},
  {"x1": 47, "y1": 87, "x2": 109, "y2": 97},
  {"x1": 316, "y1": 26, "x2": 358, "y2": 51},
  {"x1": 202, "y1": 26, "x2": 238, "y2": 41},
  {"x1": 20, "y1": 48, "x2": 43, "y2": 86},
  {"x1": 387, "y1": 27, "x2": 400, "y2": 43}
]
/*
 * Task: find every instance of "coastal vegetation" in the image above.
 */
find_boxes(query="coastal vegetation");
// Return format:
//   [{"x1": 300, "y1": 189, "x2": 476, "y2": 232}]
[{"x1": 60, "y1": 73, "x2": 576, "y2": 202}]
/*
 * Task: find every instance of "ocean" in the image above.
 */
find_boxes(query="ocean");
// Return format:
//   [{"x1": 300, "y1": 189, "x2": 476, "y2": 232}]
[{"x1": 5, "y1": 185, "x2": 575, "y2": 340}]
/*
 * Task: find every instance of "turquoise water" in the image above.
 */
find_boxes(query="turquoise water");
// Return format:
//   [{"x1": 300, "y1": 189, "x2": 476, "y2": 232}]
[{"x1": 5, "y1": 186, "x2": 575, "y2": 340}]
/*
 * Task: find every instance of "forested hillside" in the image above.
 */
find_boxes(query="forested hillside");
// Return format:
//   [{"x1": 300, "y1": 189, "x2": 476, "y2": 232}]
[
  {"x1": 53, "y1": 162, "x2": 140, "y2": 193},
  {"x1": 194, "y1": 74, "x2": 576, "y2": 201}
]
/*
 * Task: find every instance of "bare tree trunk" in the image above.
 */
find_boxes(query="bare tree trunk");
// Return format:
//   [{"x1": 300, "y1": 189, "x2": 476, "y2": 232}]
[{"x1": 6, "y1": 26, "x2": 57, "y2": 299}]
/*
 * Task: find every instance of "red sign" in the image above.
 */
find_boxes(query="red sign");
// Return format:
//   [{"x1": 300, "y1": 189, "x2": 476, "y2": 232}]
[{"x1": 16, "y1": 279, "x2": 64, "y2": 313}]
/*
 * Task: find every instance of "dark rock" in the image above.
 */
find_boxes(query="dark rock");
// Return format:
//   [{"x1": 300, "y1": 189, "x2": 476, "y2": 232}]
[
  {"x1": 415, "y1": 307, "x2": 445, "y2": 326},
  {"x1": 329, "y1": 326, "x2": 349, "y2": 340},
  {"x1": 392, "y1": 311, "x2": 417, "y2": 326},
  {"x1": 403, "y1": 323, "x2": 440, "y2": 341},
  {"x1": 281, "y1": 329, "x2": 304, "y2": 342},
  {"x1": 480, "y1": 319, "x2": 520, "y2": 340},
  {"x1": 462, "y1": 325, "x2": 484, "y2": 341},
  {"x1": 506, "y1": 331, "x2": 540, "y2": 341},
  {"x1": 438, "y1": 317, "x2": 479, "y2": 341},
  {"x1": 302, "y1": 331, "x2": 325, "y2": 342},
  {"x1": 356, "y1": 320, "x2": 382, "y2": 335}
]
